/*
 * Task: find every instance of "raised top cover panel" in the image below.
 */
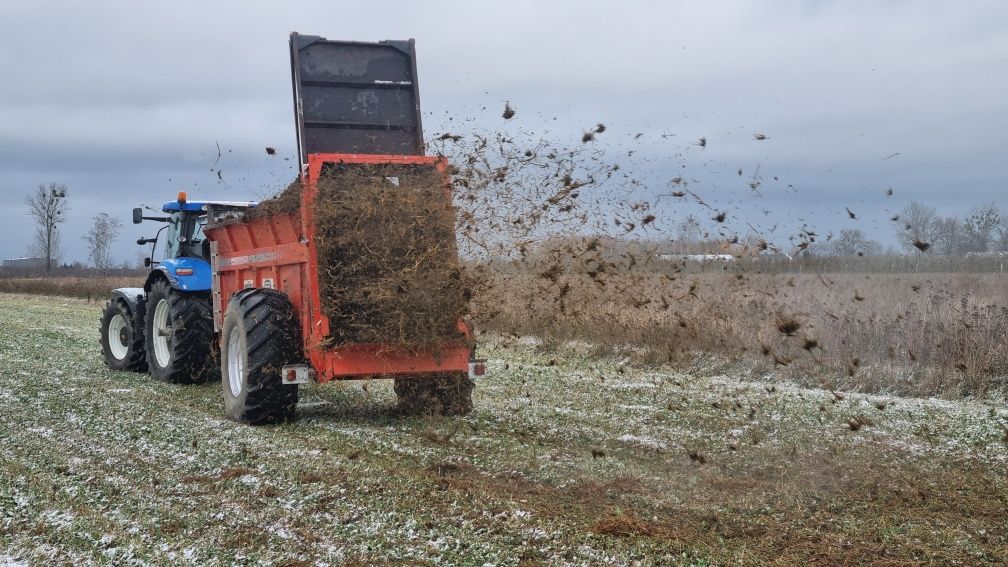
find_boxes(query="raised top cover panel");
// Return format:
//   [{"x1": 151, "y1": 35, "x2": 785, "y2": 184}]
[{"x1": 289, "y1": 32, "x2": 424, "y2": 164}]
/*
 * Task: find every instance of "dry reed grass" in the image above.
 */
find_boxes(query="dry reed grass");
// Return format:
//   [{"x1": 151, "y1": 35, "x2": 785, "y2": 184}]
[
  {"x1": 0, "y1": 276, "x2": 144, "y2": 300},
  {"x1": 472, "y1": 269, "x2": 1008, "y2": 399},
  {"x1": 2, "y1": 266, "x2": 1004, "y2": 399}
]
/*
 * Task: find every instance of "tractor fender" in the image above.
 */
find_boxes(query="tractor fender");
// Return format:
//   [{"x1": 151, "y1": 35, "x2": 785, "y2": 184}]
[
  {"x1": 110, "y1": 287, "x2": 148, "y2": 335},
  {"x1": 111, "y1": 287, "x2": 146, "y2": 314},
  {"x1": 144, "y1": 268, "x2": 172, "y2": 293}
]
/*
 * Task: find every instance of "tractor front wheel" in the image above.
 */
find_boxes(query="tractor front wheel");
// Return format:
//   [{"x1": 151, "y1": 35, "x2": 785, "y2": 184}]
[
  {"x1": 100, "y1": 299, "x2": 147, "y2": 372},
  {"x1": 144, "y1": 279, "x2": 216, "y2": 384},
  {"x1": 220, "y1": 289, "x2": 301, "y2": 425}
]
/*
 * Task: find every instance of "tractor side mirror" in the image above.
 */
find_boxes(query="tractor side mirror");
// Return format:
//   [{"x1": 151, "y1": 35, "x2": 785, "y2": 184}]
[
  {"x1": 144, "y1": 258, "x2": 152, "y2": 268},
  {"x1": 132, "y1": 207, "x2": 143, "y2": 224}
]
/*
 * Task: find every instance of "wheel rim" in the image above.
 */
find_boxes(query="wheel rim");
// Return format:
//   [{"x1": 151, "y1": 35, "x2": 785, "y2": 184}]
[
  {"x1": 107, "y1": 313, "x2": 130, "y2": 360},
  {"x1": 152, "y1": 298, "x2": 172, "y2": 368},
  {"x1": 227, "y1": 330, "x2": 244, "y2": 398}
]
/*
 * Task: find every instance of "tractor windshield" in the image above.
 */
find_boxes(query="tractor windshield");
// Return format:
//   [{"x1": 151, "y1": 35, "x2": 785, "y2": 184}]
[{"x1": 165, "y1": 212, "x2": 208, "y2": 260}]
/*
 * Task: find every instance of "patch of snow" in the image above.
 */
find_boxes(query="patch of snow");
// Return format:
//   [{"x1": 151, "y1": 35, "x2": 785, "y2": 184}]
[
  {"x1": 239, "y1": 475, "x2": 260, "y2": 486},
  {"x1": 514, "y1": 336, "x2": 543, "y2": 347},
  {"x1": 0, "y1": 554, "x2": 29, "y2": 567},
  {"x1": 40, "y1": 508, "x2": 75, "y2": 529},
  {"x1": 618, "y1": 433, "x2": 668, "y2": 450},
  {"x1": 606, "y1": 381, "x2": 656, "y2": 391}
]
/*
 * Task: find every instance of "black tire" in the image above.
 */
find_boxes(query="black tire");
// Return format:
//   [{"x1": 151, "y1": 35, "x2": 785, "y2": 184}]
[
  {"x1": 100, "y1": 299, "x2": 147, "y2": 372},
  {"x1": 144, "y1": 279, "x2": 216, "y2": 384},
  {"x1": 394, "y1": 377, "x2": 444, "y2": 416},
  {"x1": 433, "y1": 372, "x2": 474, "y2": 416},
  {"x1": 395, "y1": 372, "x2": 474, "y2": 416},
  {"x1": 220, "y1": 289, "x2": 301, "y2": 425}
]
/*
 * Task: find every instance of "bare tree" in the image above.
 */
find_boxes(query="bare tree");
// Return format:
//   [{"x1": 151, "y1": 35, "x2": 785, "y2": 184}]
[
  {"x1": 932, "y1": 216, "x2": 962, "y2": 255},
  {"x1": 993, "y1": 217, "x2": 1008, "y2": 253},
  {"x1": 961, "y1": 203, "x2": 1001, "y2": 253},
  {"x1": 25, "y1": 183, "x2": 69, "y2": 271},
  {"x1": 894, "y1": 201, "x2": 940, "y2": 253},
  {"x1": 84, "y1": 213, "x2": 123, "y2": 270},
  {"x1": 829, "y1": 229, "x2": 882, "y2": 256},
  {"x1": 675, "y1": 215, "x2": 702, "y2": 253}
]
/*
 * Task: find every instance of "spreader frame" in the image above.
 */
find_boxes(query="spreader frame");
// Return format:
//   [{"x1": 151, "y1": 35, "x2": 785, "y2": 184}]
[{"x1": 206, "y1": 152, "x2": 471, "y2": 383}]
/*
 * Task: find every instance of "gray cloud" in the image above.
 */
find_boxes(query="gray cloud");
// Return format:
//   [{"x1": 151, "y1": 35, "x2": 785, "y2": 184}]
[{"x1": 0, "y1": 0, "x2": 1005, "y2": 262}]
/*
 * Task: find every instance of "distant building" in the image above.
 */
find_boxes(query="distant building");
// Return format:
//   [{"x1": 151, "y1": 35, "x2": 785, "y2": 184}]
[
  {"x1": 755, "y1": 251, "x2": 793, "y2": 261},
  {"x1": 2, "y1": 257, "x2": 47, "y2": 270},
  {"x1": 658, "y1": 254, "x2": 735, "y2": 262},
  {"x1": 966, "y1": 251, "x2": 1008, "y2": 257}
]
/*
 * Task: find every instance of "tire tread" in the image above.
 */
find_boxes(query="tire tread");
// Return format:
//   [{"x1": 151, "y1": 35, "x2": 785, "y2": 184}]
[
  {"x1": 145, "y1": 279, "x2": 216, "y2": 384},
  {"x1": 226, "y1": 289, "x2": 301, "y2": 425}
]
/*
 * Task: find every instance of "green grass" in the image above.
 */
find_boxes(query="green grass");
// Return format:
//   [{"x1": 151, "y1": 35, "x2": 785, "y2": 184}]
[{"x1": 1, "y1": 293, "x2": 1006, "y2": 565}]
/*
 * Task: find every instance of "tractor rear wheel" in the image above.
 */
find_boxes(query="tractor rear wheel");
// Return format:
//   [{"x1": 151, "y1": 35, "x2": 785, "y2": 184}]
[
  {"x1": 394, "y1": 372, "x2": 474, "y2": 416},
  {"x1": 100, "y1": 299, "x2": 147, "y2": 372},
  {"x1": 220, "y1": 289, "x2": 301, "y2": 425},
  {"x1": 144, "y1": 279, "x2": 216, "y2": 384}
]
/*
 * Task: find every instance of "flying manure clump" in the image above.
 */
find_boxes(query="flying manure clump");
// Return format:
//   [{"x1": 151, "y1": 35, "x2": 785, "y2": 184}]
[{"x1": 775, "y1": 314, "x2": 802, "y2": 336}]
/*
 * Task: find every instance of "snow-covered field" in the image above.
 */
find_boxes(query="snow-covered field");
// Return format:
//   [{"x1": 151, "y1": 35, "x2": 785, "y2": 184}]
[{"x1": 0, "y1": 294, "x2": 1006, "y2": 565}]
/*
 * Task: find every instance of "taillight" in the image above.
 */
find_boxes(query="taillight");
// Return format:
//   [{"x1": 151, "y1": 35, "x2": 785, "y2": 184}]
[
  {"x1": 468, "y1": 361, "x2": 486, "y2": 378},
  {"x1": 176, "y1": 268, "x2": 194, "y2": 276}
]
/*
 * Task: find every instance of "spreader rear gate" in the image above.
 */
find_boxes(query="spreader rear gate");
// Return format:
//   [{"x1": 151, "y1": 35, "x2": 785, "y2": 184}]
[{"x1": 289, "y1": 32, "x2": 425, "y2": 164}]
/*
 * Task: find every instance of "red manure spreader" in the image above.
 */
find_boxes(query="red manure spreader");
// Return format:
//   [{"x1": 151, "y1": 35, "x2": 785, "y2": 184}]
[{"x1": 101, "y1": 33, "x2": 484, "y2": 424}]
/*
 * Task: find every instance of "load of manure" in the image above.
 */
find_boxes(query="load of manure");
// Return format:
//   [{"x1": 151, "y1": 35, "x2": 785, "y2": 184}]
[
  {"x1": 247, "y1": 163, "x2": 468, "y2": 350},
  {"x1": 309, "y1": 163, "x2": 467, "y2": 350},
  {"x1": 244, "y1": 179, "x2": 302, "y2": 220}
]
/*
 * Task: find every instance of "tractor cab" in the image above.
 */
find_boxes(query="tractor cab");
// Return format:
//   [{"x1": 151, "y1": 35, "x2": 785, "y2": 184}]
[
  {"x1": 132, "y1": 192, "x2": 256, "y2": 292},
  {"x1": 161, "y1": 200, "x2": 210, "y2": 261}
]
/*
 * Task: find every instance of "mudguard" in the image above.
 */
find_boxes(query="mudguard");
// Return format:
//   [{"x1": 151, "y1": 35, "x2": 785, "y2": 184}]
[
  {"x1": 110, "y1": 287, "x2": 147, "y2": 343},
  {"x1": 110, "y1": 287, "x2": 146, "y2": 312}
]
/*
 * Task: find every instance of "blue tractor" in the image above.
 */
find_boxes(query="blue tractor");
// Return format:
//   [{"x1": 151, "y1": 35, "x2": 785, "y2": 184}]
[{"x1": 99, "y1": 191, "x2": 254, "y2": 383}]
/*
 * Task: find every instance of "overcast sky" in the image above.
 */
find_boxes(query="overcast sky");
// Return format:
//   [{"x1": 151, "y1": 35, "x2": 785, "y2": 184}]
[{"x1": 1, "y1": 1, "x2": 1005, "y2": 264}]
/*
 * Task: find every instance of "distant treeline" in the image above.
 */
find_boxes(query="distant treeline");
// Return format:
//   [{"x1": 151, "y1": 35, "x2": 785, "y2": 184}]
[
  {"x1": 0, "y1": 265, "x2": 146, "y2": 279},
  {"x1": 477, "y1": 230, "x2": 1008, "y2": 276}
]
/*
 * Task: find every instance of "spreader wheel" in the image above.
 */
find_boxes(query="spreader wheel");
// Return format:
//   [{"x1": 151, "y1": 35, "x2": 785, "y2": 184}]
[
  {"x1": 221, "y1": 289, "x2": 302, "y2": 425},
  {"x1": 394, "y1": 372, "x2": 474, "y2": 416}
]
